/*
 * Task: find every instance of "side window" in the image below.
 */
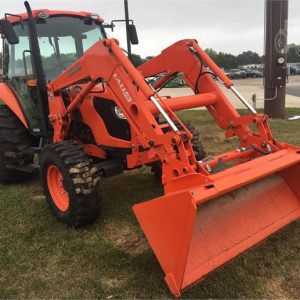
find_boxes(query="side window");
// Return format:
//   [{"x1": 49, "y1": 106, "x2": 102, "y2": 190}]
[
  {"x1": 7, "y1": 36, "x2": 33, "y2": 78},
  {"x1": 82, "y1": 27, "x2": 103, "y2": 52}
]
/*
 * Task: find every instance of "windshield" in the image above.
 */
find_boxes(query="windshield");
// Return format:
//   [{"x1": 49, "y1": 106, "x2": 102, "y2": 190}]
[{"x1": 35, "y1": 16, "x2": 105, "y2": 80}]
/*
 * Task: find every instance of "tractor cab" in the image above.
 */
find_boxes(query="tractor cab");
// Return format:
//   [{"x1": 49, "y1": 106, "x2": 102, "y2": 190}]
[
  {"x1": 4, "y1": 13, "x2": 106, "y2": 81},
  {"x1": 1, "y1": 10, "x2": 107, "y2": 135}
]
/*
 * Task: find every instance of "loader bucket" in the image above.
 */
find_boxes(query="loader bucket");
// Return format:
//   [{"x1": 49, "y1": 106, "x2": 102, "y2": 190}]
[{"x1": 133, "y1": 149, "x2": 300, "y2": 297}]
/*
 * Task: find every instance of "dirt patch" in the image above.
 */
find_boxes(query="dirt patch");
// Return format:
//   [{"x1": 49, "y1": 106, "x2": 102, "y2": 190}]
[
  {"x1": 32, "y1": 195, "x2": 46, "y2": 200},
  {"x1": 100, "y1": 276, "x2": 127, "y2": 290},
  {"x1": 20, "y1": 181, "x2": 44, "y2": 198},
  {"x1": 282, "y1": 269, "x2": 300, "y2": 298},
  {"x1": 266, "y1": 277, "x2": 287, "y2": 299},
  {"x1": 203, "y1": 131, "x2": 225, "y2": 143},
  {"x1": 103, "y1": 224, "x2": 149, "y2": 255},
  {"x1": 265, "y1": 270, "x2": 300, "y2": 299}
]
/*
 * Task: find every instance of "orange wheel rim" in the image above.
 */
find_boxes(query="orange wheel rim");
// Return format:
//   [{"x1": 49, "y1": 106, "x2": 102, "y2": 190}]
[{"x1": 47, "y1": 165, "x2": 69, "y2": 212}]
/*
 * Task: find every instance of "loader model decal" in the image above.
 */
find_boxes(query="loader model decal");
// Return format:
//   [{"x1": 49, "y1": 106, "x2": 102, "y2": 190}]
[{"x1": 113, "y1": 73, "x2": 133, "y2": 102}]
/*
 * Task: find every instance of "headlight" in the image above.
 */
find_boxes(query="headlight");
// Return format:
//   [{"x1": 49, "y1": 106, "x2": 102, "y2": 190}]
[{"x1": 114, "y1": 106, "x2": 126, "y2": 119}]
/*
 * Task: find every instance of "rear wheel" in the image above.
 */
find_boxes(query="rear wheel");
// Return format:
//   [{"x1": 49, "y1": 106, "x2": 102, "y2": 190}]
[
  {"x1": 40, "y1": 141, "x2": 101, "y2": 228},
  {"x1": 0, "y1": 105, "x2": 32, "y2": 183},
  {"x1": 151, "y1": 121, "x2": 206, "y2": 180}
]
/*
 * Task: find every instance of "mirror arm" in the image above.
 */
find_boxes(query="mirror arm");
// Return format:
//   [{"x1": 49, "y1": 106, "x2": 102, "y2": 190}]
[
  {"x1": 5, "y1": 13, "x2": 24, "y2": 29},
  {"x1": 102, "y1": 23, "x2": 116, "y2": 31},
  {"x1": 110, "y1": 19, "x2": 134, "y2": 31},
  {"x1": 111, "y1": 19, "x2": 134, "y2": 25}
]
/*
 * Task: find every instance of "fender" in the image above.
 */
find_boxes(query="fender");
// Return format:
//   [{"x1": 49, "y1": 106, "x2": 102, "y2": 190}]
[{"x1": 0, "y1": 83, "x2": 29, "y2": 128}]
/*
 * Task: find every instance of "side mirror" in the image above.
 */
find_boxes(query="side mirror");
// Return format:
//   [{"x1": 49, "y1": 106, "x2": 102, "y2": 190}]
[
  {"x1": 0, "y1": 19, "x2": 19, "y2": 44},
  {"x1": 128, "y1": 24, "x2": 138, "y2": 45}
]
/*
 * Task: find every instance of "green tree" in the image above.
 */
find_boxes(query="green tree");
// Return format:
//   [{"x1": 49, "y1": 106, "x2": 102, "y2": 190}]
[
  {"x1": 287, "y1": 44, "x2": 300, "y2": 63},
  {"x1": 145, "y1": 56, "x2": 155, "y2": 61},
  {"x1": 205, "y1": 48, "x2": 219, "y2": 63},
  {"x1": 205, "y1": 49, "x2": 238, "y2": 69},
  {"x1": 236, "y1": 51, "x2": 262, "y2": 66},
  {"x1": 218, "y1": 52, "x2": 238, "y2": 69},
  {"x1": 130, "y1": 53, "x2": 145, "y2": 67}
]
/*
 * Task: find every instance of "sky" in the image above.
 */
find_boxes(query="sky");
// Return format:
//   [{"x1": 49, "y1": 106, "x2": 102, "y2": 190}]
[{"x1": 0, "y1": 0, "x2": 299, "y2": 57}]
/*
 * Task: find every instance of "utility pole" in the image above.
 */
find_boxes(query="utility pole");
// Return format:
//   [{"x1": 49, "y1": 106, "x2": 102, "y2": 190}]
[{"x1": 264, "y1": 0, "x2": 289, "y2": 118}]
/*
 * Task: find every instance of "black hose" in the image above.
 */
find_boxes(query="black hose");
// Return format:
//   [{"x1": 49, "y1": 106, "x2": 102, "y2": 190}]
[
  {"x1": 190, "y1": 49, "x2": 216, "y2": 94},
  {"x1": 193, "y1": 52, "x2": 203, "y2": 94},
  {"x1": 155, "y1": 72, "x2": 179, "y2": 93}
]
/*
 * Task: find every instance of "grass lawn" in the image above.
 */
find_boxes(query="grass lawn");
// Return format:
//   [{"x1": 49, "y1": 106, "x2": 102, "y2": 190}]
[{"x1": 1, "y1": 108, "x2": 300, "y2": 299}]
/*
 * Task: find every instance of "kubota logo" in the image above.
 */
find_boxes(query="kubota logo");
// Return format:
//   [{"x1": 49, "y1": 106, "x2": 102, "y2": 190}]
[{"x1": 113, "y1": 73, "x2": 133, "y2": 102}]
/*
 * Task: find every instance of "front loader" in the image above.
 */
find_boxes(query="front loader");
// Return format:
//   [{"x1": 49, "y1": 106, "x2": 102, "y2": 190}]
[{"x1": 0, "y1": 2, "x2": 299, "y2": 297}]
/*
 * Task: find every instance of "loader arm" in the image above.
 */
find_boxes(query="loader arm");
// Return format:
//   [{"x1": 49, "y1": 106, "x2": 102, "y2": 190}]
[
  {"x1": 48, "y1": 38, "x2": 205, "y2": 183},
  {"x1": 48, "y1": 38, "x2": 280, "y2": 185},
  {"x1": 138, "y1": 39, "x2": 263, "y2": 140}
]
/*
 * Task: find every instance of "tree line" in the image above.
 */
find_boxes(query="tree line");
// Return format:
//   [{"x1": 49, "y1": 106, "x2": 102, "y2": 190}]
[
  {"x1": 0, "y1": 44, "x2": 299, "y2": 71},
  {"x1": 131, "y1": 43, "x2": 300, "y2": 69}
]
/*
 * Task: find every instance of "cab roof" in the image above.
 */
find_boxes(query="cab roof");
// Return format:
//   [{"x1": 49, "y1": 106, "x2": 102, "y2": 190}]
[{"x1": 4, "y1": 9, "x2": 104, "y2": 24}]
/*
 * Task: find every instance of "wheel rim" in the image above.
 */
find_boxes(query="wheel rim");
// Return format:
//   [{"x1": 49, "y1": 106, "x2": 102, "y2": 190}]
[{"x1": 47, "y1": 165, "x2": 69, "y2": 212}]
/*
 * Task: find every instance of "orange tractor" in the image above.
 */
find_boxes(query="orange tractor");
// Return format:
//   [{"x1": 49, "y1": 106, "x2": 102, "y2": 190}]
[{"x1": 0, "y1": 2, "x2": 300, "y2": 297}]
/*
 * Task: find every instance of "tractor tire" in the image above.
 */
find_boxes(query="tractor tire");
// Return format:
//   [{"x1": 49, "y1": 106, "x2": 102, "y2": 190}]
[
  {"x1": 151, "y1": 121, "x2": 206, "y2": 180},
  {"x1": 0, "y1": 105, "x2": 32, "y2": 183},
  {"x1": 40, "y1": 140, "x2": 101, "y2": 228}
]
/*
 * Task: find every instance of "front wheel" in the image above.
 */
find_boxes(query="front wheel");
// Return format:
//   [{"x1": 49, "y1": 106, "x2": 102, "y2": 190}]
[{"x1": 40, "y1": 141, "x2": 101, "y2": 228}]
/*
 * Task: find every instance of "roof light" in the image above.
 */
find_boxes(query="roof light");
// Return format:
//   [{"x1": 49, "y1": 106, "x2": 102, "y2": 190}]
[
  {"x1": 38, "y1": 11, "x2": 49, "y2": 19},
  {"x1": 90, "y1": 13, "x2": 100, "y2": 20}
]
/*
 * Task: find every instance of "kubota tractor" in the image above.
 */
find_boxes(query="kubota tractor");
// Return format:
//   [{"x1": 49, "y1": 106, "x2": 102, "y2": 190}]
[{"x1": 0, "y1": 2, "x2": 300, "y2": 297}]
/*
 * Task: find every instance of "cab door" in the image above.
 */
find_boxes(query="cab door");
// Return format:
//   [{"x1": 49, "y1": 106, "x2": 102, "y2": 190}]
[{"x1": 3, "y1": 23, "x2": 46, "y2": 135}]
